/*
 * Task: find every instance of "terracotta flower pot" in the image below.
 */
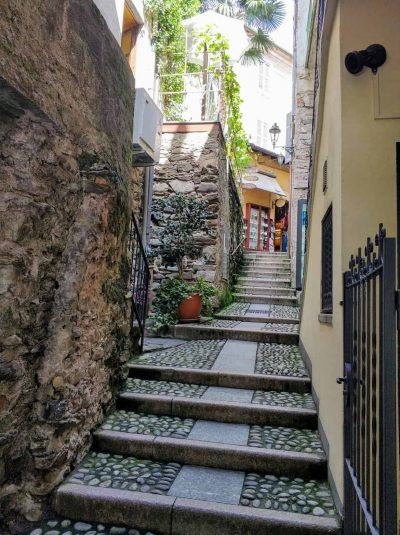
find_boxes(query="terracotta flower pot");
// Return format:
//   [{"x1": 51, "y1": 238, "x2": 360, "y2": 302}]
[{"x1": 178, "y1": 293, "x2": 202, "y2": 323}]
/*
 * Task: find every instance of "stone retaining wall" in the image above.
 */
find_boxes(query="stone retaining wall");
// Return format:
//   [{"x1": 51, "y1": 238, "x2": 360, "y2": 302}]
[
  {"x1": 0, "y1": 1, "x2": 141, "y2": 531},
  {"x1": 150, "y1": 124, "x2": 231, "y2": 294}
]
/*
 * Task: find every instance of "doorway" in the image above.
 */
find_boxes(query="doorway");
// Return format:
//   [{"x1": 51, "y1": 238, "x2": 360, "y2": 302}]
[{"x1": 244, "y1": 203, "x2": 270, "y2": 251}]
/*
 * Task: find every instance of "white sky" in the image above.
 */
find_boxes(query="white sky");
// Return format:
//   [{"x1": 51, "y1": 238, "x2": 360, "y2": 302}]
[{"x1": 270, "y1": 0, "x2": 294, "y2": 54}]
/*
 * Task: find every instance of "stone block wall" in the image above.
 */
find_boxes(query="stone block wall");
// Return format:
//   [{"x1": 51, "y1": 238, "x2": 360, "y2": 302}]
[
  {"x1": 150, "y1": 124, "x2": 231, "y2": 293},
  {"x1": 0, "y1": 1, "x2": 142, "y2": 531}
]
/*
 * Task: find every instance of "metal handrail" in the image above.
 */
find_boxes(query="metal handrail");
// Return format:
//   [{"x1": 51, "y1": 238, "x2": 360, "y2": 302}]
[{"x1": 128, "y1": 212, "x2": 150, "y2": 352}]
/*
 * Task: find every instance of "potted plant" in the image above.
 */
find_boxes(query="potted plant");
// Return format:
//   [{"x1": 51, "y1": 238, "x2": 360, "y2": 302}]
[{"x1": 151, "y1": 194, "x2": 216, "y2": 330}]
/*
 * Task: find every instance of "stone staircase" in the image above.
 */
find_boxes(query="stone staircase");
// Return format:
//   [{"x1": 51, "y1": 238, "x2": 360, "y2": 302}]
[{"x1": 30, "y1": 252, "x2": 341, "y2": 535}]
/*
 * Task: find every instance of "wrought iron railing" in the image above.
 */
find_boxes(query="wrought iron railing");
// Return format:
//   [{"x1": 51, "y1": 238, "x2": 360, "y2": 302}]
[
  {"x1": 341, "y1": 224, "x2": 398, "y2": 534},
  {"x1": 128, "y1": 212, "x2": 150, "y2": 352}
]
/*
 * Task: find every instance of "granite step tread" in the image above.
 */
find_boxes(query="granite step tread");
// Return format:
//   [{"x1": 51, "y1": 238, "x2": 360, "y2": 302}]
[
  {"x1": 234, "y1": 294, "x2": 298, "y2": 306},
  {"x1": 55, "y1": 475, "x2": 341, "y2": 534},
  {"x1": 173, "y1": 321, "x2": 299, "y2": 344}
]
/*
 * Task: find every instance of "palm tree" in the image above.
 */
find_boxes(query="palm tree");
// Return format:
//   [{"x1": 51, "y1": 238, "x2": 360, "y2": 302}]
[{"x1": 202, "y1": 0, "x2": 286, "y2": 63}]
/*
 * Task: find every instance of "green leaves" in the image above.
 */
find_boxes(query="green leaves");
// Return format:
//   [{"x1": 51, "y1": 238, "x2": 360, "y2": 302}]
[
  {"x1": 152, "y1": 194, "x2": 209, "y2": 278},
  {"x1": 151, "y1": 277, "x2": 217, "y2": 332}
]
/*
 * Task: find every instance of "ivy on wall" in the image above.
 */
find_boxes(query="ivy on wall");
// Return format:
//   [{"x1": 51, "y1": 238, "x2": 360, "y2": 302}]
[{"x1": 196, "y1": 28, "x2": 251, "y2": 174}]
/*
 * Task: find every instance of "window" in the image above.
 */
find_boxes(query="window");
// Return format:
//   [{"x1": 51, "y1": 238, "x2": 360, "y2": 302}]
[
  {"x1": 256, "y1": 120, "x2": 269, "y2": 147},
  {"x1": 321, "y1": 205, "x2": 333, "y2": 313},
  {"x1": 258, "y1": 62, "x2": 270, "y2": 92},
  {"x1": 121, "y1": 3, "x2": 139, "y2": 71}
]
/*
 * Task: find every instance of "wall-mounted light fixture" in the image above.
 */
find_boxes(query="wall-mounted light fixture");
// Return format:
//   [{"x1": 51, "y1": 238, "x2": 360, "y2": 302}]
[
  {"x1": 345, "y1": 44, "x2": 386, "y2": 75},
  {"x1": 269, "y1": 123, "x2": 281, "y2": 149}
]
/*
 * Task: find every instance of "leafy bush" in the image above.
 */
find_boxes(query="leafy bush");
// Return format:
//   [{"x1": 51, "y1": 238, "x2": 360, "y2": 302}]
[
  {"x1": 152, "y1": 194, "x2": 209, "y2": 279},
  {"x1": 151, "y1": 277, "x2": 217, "y2": 333}
]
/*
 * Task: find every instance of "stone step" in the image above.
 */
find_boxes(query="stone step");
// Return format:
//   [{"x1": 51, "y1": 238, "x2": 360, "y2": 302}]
[
  {"x1": 216, "y1": 313, "x2": 299, "y2": 324},
  {"x1": 55, "y1": 458, "x2": 341, "y2": 534},
  {"x1": 236, "y1": 286, "x2": 296, "y2": 297},
  {"x1": 241, "y1": 269, "x2": 292, "y2": 277},
  {"x1": 173, "y1": 321, "x2": 299, "y2": 344},
  {"x1": 243, "y1": 259, "x2": 291, "y2": 265},
  {"x1": 127, "y1": 365, "x2": 310, "y2": 393},
  {"x1": 117, "y1": 392, "x2": 314, "y2": 428},
  {"x1": 234, "y1": 294, "x2": 298, "y2": 306},
  {"x1": 94, "y1": 412, "x2": 326, "y2": 478},
  {"x1": 237, "y1": 277, "x2": 292, "y2": 287},
  {"x1": 27, "y1": 518, "x2": 154, "y2": 535},
  {"x1": 244, "y1": 253, "x2": 289, "y2": 258}
]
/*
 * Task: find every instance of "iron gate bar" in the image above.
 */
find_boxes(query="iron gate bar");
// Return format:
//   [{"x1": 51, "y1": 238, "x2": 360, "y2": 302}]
[{"x1": 342, "y1": 224, "x2": 398, "y2": 534}]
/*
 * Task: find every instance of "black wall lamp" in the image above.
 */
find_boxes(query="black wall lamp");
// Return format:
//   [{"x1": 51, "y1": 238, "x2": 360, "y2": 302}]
[{"x1": 345, "y1": 44, "x2": 386, "y2": 75}]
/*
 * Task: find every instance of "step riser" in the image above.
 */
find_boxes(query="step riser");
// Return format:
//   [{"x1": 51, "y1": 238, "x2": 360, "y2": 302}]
[
  {"x1": 234, "y1": 295, "x2": 298, "y2": 306},
  {"x1": 117, "y1": 394, "x2": 317, "y2": 428},
  {"x1": 237, "y1": 279, "x2": 291, "y2": 287},
  {"x1": 94, "y1": 431, "x2": 326, "y2": 479},
  {"x1": 236, "y1": 287, "x2": 296, "y2": 296},
  {"x1": 55, "y1": 484, "x2": 341, "y2": 535},
  {"x1": 128, "y1": 365, "x2": 311, "y2": 393},
  {"x1": 242, "y1": 271, "x2": 291, "y2": 277},
  {"x1": 174, "y1": 325, "x2": 299, "y2": 344},
  {"x1": 215, "y1": 314, "x2": 299, "y2": 324}
]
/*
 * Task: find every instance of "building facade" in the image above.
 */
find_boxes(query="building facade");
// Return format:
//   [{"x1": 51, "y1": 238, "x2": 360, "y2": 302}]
[{"x1": 297, "y1": 0, "x2": 400, "y2": 530}]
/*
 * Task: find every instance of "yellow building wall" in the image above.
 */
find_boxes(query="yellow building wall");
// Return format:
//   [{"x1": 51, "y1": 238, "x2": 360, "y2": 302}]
[
  {"x1": 301, "y1": 0, "x2": 400, "y2": 509},
  {"x1": 299, "y1": 5, "x2": 344, "y2": 502}
]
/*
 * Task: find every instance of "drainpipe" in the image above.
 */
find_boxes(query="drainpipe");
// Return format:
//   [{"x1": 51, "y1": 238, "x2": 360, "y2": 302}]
[{"x1": 141, "y1": 166, "x2": 154, "y2": 250}]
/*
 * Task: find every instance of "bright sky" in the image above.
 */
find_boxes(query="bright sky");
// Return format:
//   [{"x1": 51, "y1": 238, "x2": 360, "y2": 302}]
[{"x1": 270, "y1": 0, "x2": 294, "y2": 54}]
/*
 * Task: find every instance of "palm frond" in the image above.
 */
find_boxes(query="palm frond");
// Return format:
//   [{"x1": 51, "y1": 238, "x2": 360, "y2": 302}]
[
  {"x1": 202, "y1": 0, "x2": 243, "y2": 18},
  {"x1": 240, "y1": 46, "x2": 265, "y2": 65},
  {"x1": 249, "y1": 28, "x2": 274, "y2": 52},
  {"x1": 244, "y1": 0, "x2": 286, "y2": 32}
]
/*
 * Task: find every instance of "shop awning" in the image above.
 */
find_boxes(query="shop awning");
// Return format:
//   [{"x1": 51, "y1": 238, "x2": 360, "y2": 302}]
[{"x1": 242, "y1": 173, "x2": 287, "y2": 197}]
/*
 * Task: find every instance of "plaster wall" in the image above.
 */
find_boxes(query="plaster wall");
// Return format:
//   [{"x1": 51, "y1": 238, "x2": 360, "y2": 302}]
[{"x1": 299, "y1": 6, "x2": 344, "y2": 503}]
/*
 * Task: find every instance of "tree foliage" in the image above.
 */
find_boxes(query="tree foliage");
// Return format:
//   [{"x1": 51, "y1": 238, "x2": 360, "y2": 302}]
[
  {"x1": 202, "y1": 0, "x2": 285, "y2": 64},
  {"x1": 152, "y1": 193, "x2": 209, "y2": 279}
]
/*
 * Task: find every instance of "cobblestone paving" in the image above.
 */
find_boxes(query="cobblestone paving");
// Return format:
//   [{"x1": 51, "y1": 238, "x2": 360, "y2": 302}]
[
  {"x1": 68, "y1": 452, "x2": 181, "y2": 494},
  {"x1": 206, "y1": 319, "x2": 241, "y2": 328},
  {"x1": 247, "y1": 305, "x2": 300, "y2": 319},
  {"x1": 255, "y1": 344, "x2": 308, "y2": 377},
  {"x1": 252, "y1": 390, "x2": 315, "y2": 410},
  {"x1": 133, "y1": 340, "x2": 224, "y2": 369},
  {"x1": 124, "y1": 378, "x2": 207, "y2": 398},
  {"x1": 100, "y1": 411, "x2": 195, "y2": 438},
  {"x1": 215, "y1": 302, "x2": 249, "y2": 316},
  {"x1": 30, "y1": 520, "x2": 156, "y2": 535},
  {"x1": 262, "y1": 323, "x2": 299, "y2": 333},
  {"x1": 248, "y1": 426, "x2": 324, "y2": 454},
  {"x1": 240, "y1": 474, "x2": 336, "y2": 517}
]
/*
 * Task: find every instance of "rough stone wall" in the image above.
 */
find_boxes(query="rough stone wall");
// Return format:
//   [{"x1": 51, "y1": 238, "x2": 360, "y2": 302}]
[
  {"x1": 150, "y1": 127, "x2": 229, "y2": 291},
  {"x1": 290, "y1": 13, "x2": 315, "y2": 288},
  {"x1": 0, "y1": 1, "x2": 140, "y2": 531}
]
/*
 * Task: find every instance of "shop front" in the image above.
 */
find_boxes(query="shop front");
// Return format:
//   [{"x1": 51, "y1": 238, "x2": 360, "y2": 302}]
[{"x1": 241, "y1": 149, "x2": 290, "y2": 252}]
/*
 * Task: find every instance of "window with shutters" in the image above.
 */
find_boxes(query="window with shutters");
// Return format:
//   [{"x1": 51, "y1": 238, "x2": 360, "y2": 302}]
[
  {"x1": 258, "y1": 62, "x2": 270, "y2": 93},
  {"x1": 256, "y1": 120, "x2": 269, "y2": 147},
  {"x1": 321, "y1": 205, "x2": 333, "y2": 313}
]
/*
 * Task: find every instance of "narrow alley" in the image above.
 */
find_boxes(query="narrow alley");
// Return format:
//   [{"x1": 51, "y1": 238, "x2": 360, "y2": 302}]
[{"x1": 32, "y1": 253, "x2": 340, "y2": 534}]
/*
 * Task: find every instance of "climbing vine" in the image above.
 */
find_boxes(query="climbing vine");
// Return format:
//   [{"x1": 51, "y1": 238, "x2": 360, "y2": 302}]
[
  {"x1": 196, "y1": 28, "x2": 252, "y2": 175},
  {"x1": 144, "y1": 0, "x2": 201, "y2": 120}
]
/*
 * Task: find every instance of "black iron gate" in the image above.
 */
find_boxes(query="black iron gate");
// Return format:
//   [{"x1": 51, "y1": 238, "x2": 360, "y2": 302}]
[{"x1": 341, "y1": 224, "x2": 398, "y2": 534}]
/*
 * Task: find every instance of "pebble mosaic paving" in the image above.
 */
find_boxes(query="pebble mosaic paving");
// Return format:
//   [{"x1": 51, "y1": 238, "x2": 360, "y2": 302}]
[
  {"x1": 215, "y1": 302, "x2": 249, "y2": 316},
  {"x1": 252, "y1": 390, "x2": 315, "y2": 410},
  {"x1": 124, "y1": 378, "x2": 207, "y2": 398},
  {"x1": 255, "y1": 343, "x2": 308, "y2": 377},
  {"x1": 132, "y1": 340, "x2": 225, "y2": 369},
  {"x1": 68, "y1": 452, "x2": 181, "y2": 494},
  {"x1": 100, "y1": 411, "x2": 195, "y2": 438},
  {"x1": 240, "y1": 474, "x2": 336, "y2": 517},
  {"x1": 205, "y1": 319, "x2": 241, "y2": 328},
  {"x1": 248, "y1": 305, "x2": 300, "y2": 319},
  {"x1": 30, "y1": 520, "x2": 156, "y2": 535},
  {"x1": 262, "y1": 322, "x2": 299, "y2": 333},
  {"x1": 248, "y1": 426, "x2": 324, "y2": 454}
]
